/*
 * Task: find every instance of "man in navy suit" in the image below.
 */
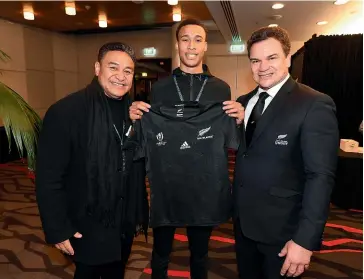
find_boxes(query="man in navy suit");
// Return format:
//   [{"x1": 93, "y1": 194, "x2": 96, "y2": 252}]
[{"x1": 233, "y1": 26, "x2": 339, "y2": 279}]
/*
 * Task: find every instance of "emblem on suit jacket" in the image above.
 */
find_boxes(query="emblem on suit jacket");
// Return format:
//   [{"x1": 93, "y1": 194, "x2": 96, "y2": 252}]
[
  {"x1": 275, "y1": 134, "x2": 288, "y2": 145},
  {"x1": 197, "y1": 126, "x2": 214, "y2": 140},
  {"x1": 156, "y1": 132, "x2": 167, "y2": 146}
]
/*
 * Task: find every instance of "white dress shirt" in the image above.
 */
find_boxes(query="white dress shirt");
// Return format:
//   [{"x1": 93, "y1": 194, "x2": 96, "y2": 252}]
[{"x1": 244, "y1": 74, "x2": 290, "y2": 128}]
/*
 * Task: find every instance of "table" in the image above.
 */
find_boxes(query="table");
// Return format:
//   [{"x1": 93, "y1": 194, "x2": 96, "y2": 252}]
[{"x1": 331, "y1": 150, "x2": 363, "y2": 210}]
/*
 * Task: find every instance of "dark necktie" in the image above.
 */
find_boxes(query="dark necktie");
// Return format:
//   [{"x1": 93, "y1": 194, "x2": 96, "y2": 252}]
[{"x1": 245, "y1": 92, "x2": 269, "y2": 147}]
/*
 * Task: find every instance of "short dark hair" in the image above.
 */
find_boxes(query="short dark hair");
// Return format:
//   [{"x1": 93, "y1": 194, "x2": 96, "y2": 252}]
[
  {"x1": 247, "y1": 26, "x2": 291, "y2": 57},
  {"x1": 97, "y1": 42, "x2": 136, "y2": 63},
  {"x1": 176, "y1": 18, "x2": 208, "y2": 41}
]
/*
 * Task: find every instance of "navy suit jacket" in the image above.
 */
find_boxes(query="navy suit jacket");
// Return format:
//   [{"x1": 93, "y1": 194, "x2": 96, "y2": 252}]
[{"x1": 233, "y1": 77, "x2": 339, "y2": 251}]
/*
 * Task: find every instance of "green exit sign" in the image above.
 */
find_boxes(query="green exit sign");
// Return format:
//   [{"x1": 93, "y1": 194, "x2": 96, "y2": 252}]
[
  {"x1": 143, "y1": 47, "x2": 156, "y2": 57},
  {"x1": 230, "y1": 44, "x2": 245, "y2": 54}
]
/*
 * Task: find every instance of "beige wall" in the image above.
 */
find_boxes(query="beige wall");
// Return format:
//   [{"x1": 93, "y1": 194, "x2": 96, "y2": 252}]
[
  {"x1": 205, "y1": 41, "x2": 304, "y2": 100},
  {"x1": 0, "y1": 19, "x2": 79, "y2": 120},
  {"x1": 77, "y1": 29, "x2": 171, "y2": 88},
  {"x1": 1, "y1": 18, "x2": 304, "y2": 125}
]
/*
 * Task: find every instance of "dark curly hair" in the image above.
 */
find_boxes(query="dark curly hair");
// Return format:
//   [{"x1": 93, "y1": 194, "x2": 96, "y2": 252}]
[
  {"x1": 97, "y1": 42, "x2": 136, "y2": 63},
  {"x1": 247, "y1": 26, "x2": 291, "y2": 57}
]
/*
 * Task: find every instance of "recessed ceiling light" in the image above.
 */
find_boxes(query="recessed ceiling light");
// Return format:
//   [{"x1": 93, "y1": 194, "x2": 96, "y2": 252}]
[
  {"x1": 168, "y1": 0, "x2": 178, "y2": 5},
  {"x1": 99, "y1": 13, "x2": 107, "y2": 28},
  {"x1": 317, "y1": 21, "x2": 328, "y2": 25},
  {"x1": 334, "y1": 0, "x2": 349, "y2": 5},
  {"x1": 269, "y1": 24, "x2": 278, "y2": 27},
  {"x1": 173, "y1": 12, "x2": 181, "y2": 22},
  {"x1": 65, "y1": 1, "x2": 76, "y2": 16},
  {"x1": 272, "y1": 3, "x2": 284, "y2": 9},
  {"x1": 23, "y1": 4, "x2": 34, "y2": 20}
]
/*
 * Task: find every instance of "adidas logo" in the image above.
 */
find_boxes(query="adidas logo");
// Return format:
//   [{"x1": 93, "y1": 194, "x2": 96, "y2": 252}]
[{"x1": 180, "y1": 141, "x2": 191, "y2": 150}]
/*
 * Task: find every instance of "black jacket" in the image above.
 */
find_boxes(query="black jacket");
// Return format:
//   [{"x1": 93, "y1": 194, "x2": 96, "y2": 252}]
[
  {"x1": 36, "y1": 83, "x2": 148, "y2": 265},
  {"x1": 151, "y1": 66, "x2": 231, "y2": 103},
  {"x1": 233, "y1": 77, "x2": 339, "y2": 251}
]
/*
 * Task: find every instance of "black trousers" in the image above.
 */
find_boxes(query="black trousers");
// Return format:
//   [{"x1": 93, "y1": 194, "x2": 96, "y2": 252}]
[
  {"x1": 73, "y1": 235, "x2": 134, "y2": 279},
  {"x1": 234, "y1": 220, "x2": 301, "y2": 279},
  {"x1": 151, "y1": 226, "x2": 213, "y2": 279}
]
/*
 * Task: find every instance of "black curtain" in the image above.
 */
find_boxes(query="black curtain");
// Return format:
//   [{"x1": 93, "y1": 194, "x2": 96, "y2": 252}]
[
  {"x1": 300, "y1": 34, "x2": 363, "y2": 142},
  {"x1": 289, "y1": 47, "x2": 304, "y2": 83}
]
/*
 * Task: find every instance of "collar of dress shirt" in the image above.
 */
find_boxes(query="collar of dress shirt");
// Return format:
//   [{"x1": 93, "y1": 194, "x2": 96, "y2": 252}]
[{"x1": 257, "y1": 74, "x2": 290, "y2": 98}]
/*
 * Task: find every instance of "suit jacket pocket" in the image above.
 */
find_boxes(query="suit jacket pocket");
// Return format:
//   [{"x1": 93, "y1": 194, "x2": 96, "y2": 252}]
[{"x1": 269, "y1": 187, "x2": 301, "y2": 198}]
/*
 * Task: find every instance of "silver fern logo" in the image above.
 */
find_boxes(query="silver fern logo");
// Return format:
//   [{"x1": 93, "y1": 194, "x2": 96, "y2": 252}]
[
  {"x1": 197, "y1": 127, "x2": 213, "y2": 140},
  {"x1": 198, "y1": 127, "x2": 211, "y2": 137},
  {"x1": 275, "y1": 134, "x2": 288, "y2": 145}
]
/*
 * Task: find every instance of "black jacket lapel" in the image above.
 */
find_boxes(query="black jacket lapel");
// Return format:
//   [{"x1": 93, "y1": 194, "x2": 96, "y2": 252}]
[{"x1": 248, "y1": 77, "x2": 296, "y2": 148}]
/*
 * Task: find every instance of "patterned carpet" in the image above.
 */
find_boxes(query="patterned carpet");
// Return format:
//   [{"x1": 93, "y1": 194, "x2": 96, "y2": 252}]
[{"x1": 0, "y1": 158, "x2": 362, "y2": 279}]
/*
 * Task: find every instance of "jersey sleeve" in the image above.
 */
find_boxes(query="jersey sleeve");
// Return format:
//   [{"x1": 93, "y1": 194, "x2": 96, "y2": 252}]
[
  {"x1": 224, "y1": 116, "x2": 241, "y2": 150},
  {"x1": 132, "y1": 120, "x2": 146, "y2": 160}
]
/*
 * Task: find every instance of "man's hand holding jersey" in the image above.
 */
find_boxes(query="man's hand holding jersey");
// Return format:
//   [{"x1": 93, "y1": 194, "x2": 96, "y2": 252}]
[
  {"x1": 129, "y1": 101, "x2": 244, "y2": 125},
  {"x1": 129, "y1": 101, "x2": 151, "y2": 121},
  {"x1": 222, "y1": 101, "x2": 245, "y2": 125}
]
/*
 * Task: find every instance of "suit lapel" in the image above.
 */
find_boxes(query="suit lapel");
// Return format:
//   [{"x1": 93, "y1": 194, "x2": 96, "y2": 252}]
[{"x1": 248, "y1": 77, "x2": 296, "y2": 148}]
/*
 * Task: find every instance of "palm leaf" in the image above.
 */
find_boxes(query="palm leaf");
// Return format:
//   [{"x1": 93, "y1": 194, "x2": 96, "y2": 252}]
[
  {"x1": 0, "y1": 81, "x2": 42, "y2": 171},
  {"x1": 0, "y1": 49, "x2": 10, "y2": 64}
]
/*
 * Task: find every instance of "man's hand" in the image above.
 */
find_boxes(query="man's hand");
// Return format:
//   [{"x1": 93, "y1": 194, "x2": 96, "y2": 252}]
[
  {"x1": 129, "y1": 101, "x2": 151, "y2": 121},
  {"x1": 279, "y1": 240, "x2": 312, "y2": 277},
  {"x1": 55, "y1": 232, "x2": 82, "y2": 255},
  {"x1": 222, "y1": 101, "x2": 245, "y2": 125}
]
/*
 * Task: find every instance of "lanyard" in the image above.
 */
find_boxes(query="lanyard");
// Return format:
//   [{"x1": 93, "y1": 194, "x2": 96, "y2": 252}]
[
  {"x1": 173, "y1": 75, "x2": 208, "y2": 102},
  {"x1": 113, "y1": 122, "x2": 126, "y2": 172},
  {"x1": 113, "y1": 122, "x2": 125, "y2": 146}
]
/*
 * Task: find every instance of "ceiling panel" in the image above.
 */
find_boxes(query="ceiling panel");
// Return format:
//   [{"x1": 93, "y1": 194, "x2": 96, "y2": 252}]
[{"x1": 0, "y1": 1, "x2": 212, "y2": 34}]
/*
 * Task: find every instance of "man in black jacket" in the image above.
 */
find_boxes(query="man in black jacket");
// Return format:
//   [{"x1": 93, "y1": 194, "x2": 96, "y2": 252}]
[
  {"x1": 233, "y1": 26, "x2": 339, "y2": 279},
  {"x1": 36, "y1": 42, "x2": 148, "y2": 279},
  {"x1": 129, "y1": 19, "x2": 244, "y2": 279}
]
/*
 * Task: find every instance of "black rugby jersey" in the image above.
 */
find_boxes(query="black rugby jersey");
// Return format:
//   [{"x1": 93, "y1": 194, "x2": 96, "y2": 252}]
[{"x1": 135, "y1": 101, "x2": 240, "y2": 228}]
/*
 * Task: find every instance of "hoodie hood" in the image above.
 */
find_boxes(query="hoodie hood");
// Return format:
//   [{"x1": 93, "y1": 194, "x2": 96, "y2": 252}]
[{"x1": 172, "y1": 64, "x2": 212, "y2": 78}]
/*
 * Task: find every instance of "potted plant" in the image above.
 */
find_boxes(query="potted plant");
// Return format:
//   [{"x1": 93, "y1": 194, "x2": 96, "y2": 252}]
[{"x1": 0, "y1": 49, "x2": 42, "y2": 176}]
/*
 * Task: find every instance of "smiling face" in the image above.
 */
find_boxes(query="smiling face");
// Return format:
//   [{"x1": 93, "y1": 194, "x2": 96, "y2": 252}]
[
  {"x1": 249, "y1": 37, "x2": 291, "y2": 90},
  {"x1": 176, "y1": 24, "x2": 207, "y2": 74},
  {"x1": 94, "y1": 50, "x2": 135, "y2": 99}
]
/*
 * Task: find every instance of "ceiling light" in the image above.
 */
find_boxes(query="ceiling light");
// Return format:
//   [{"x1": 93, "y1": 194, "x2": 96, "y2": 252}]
[
  {"x1": 317, "y1": 21, "x2": 328, "y2": 25},
  {"x1": 269, "y1": 24, "x2": 278, "y2": 27},
  {"x1": 65, "y1": 1, "x2": 76, "y2": 16},
  {"x1": 23, "y1": 4, "x2": 34, "y2": 20},
  {"x1": 141, "y1": 72, "x2": 148, "y2": 77},
  {"x1": 334, "y1": 0, "x2": 349, "y2": 5},
  {"x1": 168, "y1": 0, "x2": 178, "y2": 5},
  {"x1": 99, "y1": 13, "x2": 107, "y2": 28},
  {"x1": 272, "y1": 3, "x2": 284, "y2": 9},
  {"x1": 173, "y1": 12, "x2": 181, "y2": 22}
]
